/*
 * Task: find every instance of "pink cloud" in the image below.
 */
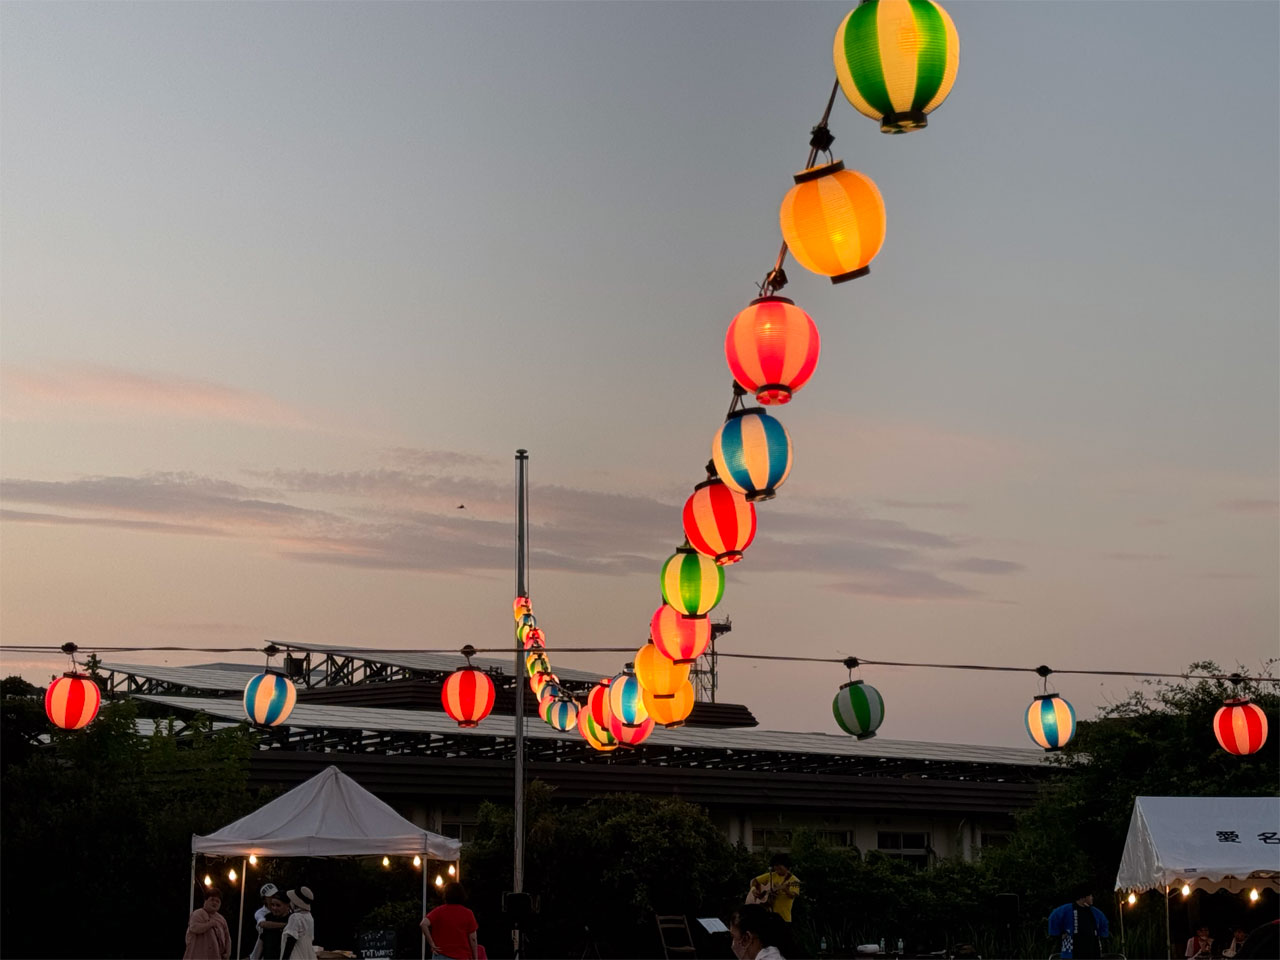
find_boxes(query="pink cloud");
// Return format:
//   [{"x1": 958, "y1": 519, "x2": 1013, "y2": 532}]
[{"x1": 0, "y1": 365, "x2": 309, "y2": 426}]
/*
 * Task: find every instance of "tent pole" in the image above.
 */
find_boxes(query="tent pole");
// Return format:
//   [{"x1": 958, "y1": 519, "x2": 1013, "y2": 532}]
[
  {"x1": 236, "y1": 857, "x2": 247, "y2": 960},
  {"x1": 1117, "y1": 891, "x2": 1125, "y2": 957},
  {"x1": 190, "y1": 854, "x2": 197, "y2": 915},
  {"x1": 1165, "y1": 884, "x2": 1171, "y2": 960},
  {"x1": 422, "y1": 862, "x2": 427, "y2": 960}
]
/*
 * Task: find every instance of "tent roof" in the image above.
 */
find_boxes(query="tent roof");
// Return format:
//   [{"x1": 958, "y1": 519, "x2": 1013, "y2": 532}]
[
  {"x1": 1115, "y1": 796, "x2": 1280, "y2": 893},
  {"x1": 192, "y1": 765, "x2": 461, "y2": 860}
]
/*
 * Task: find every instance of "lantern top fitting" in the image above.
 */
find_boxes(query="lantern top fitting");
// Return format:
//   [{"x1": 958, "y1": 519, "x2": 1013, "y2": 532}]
[{"x1": 793, "y1": 159, "x2": 845, "y2": 185}]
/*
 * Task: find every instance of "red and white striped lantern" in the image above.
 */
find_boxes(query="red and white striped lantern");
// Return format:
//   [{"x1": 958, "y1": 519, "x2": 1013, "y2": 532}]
[
  {"x1": 1214, "y1": 698, "x2": 1269, "y2": 756},
  {"x1": 682, "y1": 476, "x2": 757, "y2": 566},
  {"x1": 441, "y1": 667, "x2": 496, "y2": 728},
  {"x1": 724, "y1": 296, "x2": 820, "y2": 405},
  {"x1": 45, "y1": 672, "x2": 101, "y2": 730},
  {"x1": 650, "y1": 603, "x2": 712, "y2": 665}
]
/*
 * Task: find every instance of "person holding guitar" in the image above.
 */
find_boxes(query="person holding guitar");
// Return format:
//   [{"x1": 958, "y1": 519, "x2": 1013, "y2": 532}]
[{"x1": 748, "y1": 854, "x2": 801, "y2": 924}]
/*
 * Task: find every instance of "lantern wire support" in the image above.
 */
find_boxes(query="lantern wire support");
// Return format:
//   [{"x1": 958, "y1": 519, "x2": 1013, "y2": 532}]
[
  {"x1": 725, "y1": 380, "x2": 749, "y2": 418},
  {"x1": 262, "y1": 643, "x2": 281, "y2": 673},
  {"x1": 1035, "y1": 664, "x2": 1054, "y2": 695},
  {"x1": 60, "y1": 641, "x2": 80, "y2": 674}
]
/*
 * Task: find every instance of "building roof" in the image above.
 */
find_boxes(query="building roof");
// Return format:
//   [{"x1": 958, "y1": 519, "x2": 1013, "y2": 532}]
[{"x1": 275, "y1": 640, "x2": 607, "y2": 683}]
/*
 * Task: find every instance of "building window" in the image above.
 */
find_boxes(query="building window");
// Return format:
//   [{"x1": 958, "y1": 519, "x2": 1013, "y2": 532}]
[
  {"x1": 816, "y1": 830, "x2": 856, "y2": 847},
  {"x1": 877, "y1": 831, "x2": 931, "y2": 868},
  {"x1": 751, "y1": 828, "x2": 792, "y2": 850},
  {"x1": 441, "y1": 823, "x2": 478, "y2": 844},
  {"x1": 981, "y1": 832, "x2": 1011, "y2": 852}
]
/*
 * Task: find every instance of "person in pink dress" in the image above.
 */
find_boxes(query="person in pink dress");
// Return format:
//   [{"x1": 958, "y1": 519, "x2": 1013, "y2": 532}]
[{"x1": 184, "y1": 888, "x2": 231, "y2": 960}]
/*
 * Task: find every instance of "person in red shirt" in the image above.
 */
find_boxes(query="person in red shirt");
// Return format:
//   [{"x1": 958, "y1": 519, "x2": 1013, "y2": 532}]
[{"x1": 421, "y1": 882, "x2": 479, "y2": 960}]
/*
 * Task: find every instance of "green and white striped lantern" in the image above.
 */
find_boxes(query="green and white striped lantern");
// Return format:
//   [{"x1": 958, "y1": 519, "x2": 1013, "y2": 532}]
[
  {"x1": 833, "y1": 0, "x2": 959, "y2": 134},
  {"x1": 832, "y1": 679, "x2": 885, "y2": 739},
  {"x1": 659, "y1": 546, "x2": 725, "y2": 619}
]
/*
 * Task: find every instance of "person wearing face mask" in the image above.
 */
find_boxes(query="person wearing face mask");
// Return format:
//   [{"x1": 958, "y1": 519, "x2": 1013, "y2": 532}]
[{"x1": 729, "y1": 904, "x2": 786, "y2": 960}]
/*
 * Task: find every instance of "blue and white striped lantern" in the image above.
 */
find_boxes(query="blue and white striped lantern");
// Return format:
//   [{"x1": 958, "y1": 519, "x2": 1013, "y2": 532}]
[
  {"x1": 607, "y1": 668, "x2": 649, "y2": 729},
  {"x1": 712, "y1": 408, "x2": 793, "y2": 502},
  {"x1": 832, "y1": 680, "x2": 884, "y2": 740},
  {"x1": 544, "y1": 696, "x2": 580, "y2": 733},
  {"x1": 243, "y1": 671, "x2": 297, "y2": 727},
  {"x1": 1025, "y1": 693, "x2": 1076, "y2": 751}
]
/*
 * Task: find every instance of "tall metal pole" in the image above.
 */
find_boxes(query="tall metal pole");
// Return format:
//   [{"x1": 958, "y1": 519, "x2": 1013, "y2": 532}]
[{"x1": 512, "y1": 449, "x2": 529, "y2": 957}]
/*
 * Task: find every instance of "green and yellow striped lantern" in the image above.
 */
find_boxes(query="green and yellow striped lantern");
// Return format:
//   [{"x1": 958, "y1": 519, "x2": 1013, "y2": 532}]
[
  {"x1": 834, "y1": 0, "x2": 959, "y2": 134},
  {"x1": 525, "y1": 651, "x2": 550, "y2": 680},
  {"x1": 832, "y1": 679, "x2": 885, "y2": 739},
  {"x1": 660, "y1": 546, "x2": 725, "y2": 619}
]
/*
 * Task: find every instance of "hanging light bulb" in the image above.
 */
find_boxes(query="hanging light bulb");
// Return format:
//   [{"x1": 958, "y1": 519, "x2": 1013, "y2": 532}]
[
  {"x1": 1126, "y1": 893, "x2": 1136, "y2": 906},
  {"x1": 204, "y1": 875, "x2": 213, "y2": 887},
  {"x1": 413, "y1": 855, "x2": 421, "y2": 867},
  {"x1": 248, "y1": 855, "x2": 257, "y2": 866},
  {"x1": 448, "y1": 865, "x2": 456, "y2": 877},
  {"x1": 228, "y1": 868, "x2": 237, "y2": 882},
  {"x1": 435, "y1": 875, "x2": 444, "y2": 887},
  {"x1": 382, "y1": 856, "x2": 391, "y2": 868},
  {"x1": 1249, "y1": 888, "x2": 1260, "y2": 902},
  {"x1": 1180, "y1": 884, "x2": 1191, "y2": 897}
]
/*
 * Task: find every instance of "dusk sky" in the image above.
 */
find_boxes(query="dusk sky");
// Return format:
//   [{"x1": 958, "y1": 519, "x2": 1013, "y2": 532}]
[{"x1": 2, "y1": 1, "x2": 1276, "y2": 747}]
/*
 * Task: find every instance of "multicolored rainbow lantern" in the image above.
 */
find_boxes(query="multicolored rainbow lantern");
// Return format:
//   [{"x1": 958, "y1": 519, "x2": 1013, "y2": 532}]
[
  {"x1": 833, "y1": 0, "x2": 960, "y2": 134},
  {"x1": 578, "y1": 706, "x2": 617, "y2": 752},
  {"x1": 660, "y1": 547, "x2": 725, "y2": 619},
  {"x1": 513, "y1": 595, "x2": 532, "y2": 620},
  {"x1": 544, "y1": 695, "x2": 580, "y2": 733},
  {"x1": 712, "y1": 408, "x2": 793, "y2": 502},
  {"x1": 682, "y1": 476, "x2": 756, "y2": 566},
  {"x1": 530, "y1": 670, "x2": 560, "y2": 699},
  {"x1": 45, "y1": 672, "x2": 101, "y2": 730},
  {"x1": 1214, "y1": 698, "x2": 1269, "y2": 756},
  {"x1": 725, "y1": 296, "x2": 820, "y2": 406},
  {"x1": 515, "y1": 613, "x2": 538, "y2": 644},
  {"x1": 522, "y1": 627, "x2": 546, "y2": 651},
  {"x1": 832, "y1": 679, "x2": 884, "y2": 740},
  {"x1": 243, "y1": 671, "x2": 297, "y2": 727},
  {"x1": 441, "y1": 665, "x2": 496, "y2": 728},
  {"x1": 1025, "y1": 693, "x2": 1076, "y2": 752},
  {"x1": 650, "y1": 603, "x2": 712, "y2": 665},
  {"x1": 779, "y1": 161, "x2": 885, "y2": 283},
  {"x1": 525, "y1": 651, "x2": 551, "y2": 679},
  {"x1": 643, "y1": 681, "x2": 695, "y2": 728},
  {"x1": 587, "y1": 679, "x2": 614, "y2": 731},
  {"x1": 634, "y1": 642, "x2": 691, "y2": 698},
  {"x1": 608, "y1": 710, "x2": 656, "y2": 748},
  {"x1": 608, "y1": 667, "x2": 649, "y2": 729}
]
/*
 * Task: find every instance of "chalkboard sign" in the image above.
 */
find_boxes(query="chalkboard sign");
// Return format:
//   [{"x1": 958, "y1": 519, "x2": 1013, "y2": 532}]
[{"x1": 357, "y1": 928, "x2": 396, "y2": 959}]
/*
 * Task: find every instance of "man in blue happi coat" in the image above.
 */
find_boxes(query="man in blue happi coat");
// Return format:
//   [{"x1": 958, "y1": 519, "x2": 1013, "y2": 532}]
[{"x1": 1048, "y1": 883, "x2": 1110, "y2": 959}]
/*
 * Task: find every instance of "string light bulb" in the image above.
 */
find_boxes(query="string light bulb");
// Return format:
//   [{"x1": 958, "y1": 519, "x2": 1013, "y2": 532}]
[
  {"x1": 435, "y1": 875, "x2": 444, "y2": 887},
  {"x1": 228, "y1": 868, "x2": 237, "y2": 882},
  {"x1": 248, "y1": 855, "x2": 257, "y2": 866},
  {"x1": 448, "y1": 865, "x2": 456, "y2": 876},
  {"x1": 1181, "y1": 884, "x2": 1191, "y2": 897},
  {"x1": 1250, "y1": 888, "x2": 1260, "y2": 902},
  {"x1": 382, "y1": 856, "x2": 390, "y2": 868},
  {"x1": 1127, "y1": 893, "x2": 1136, "y2": 906},
  {"x1": 204, "y1": 875, "x2": 213, "y2": 887},
  {"x1": 413, "y1": 855, "x2": 421, "y2": 867}
]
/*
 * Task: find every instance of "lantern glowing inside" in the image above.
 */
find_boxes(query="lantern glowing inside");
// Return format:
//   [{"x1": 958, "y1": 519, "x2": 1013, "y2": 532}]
[
  {"x1": 650, "y1": 603, "x2": 712, "y2": 665},
  {"x1": 587, "y1": 679, "x2": 614, "y2": 730},
  {"x1": 515, "y1": 613, "x2": 537, "y2": 644},
  {"x1": 44, "y1": 672, "x2": 102, "y2": 730},
  {"x1": 578, "y1": 706, "x2": 618, "y2": 752},
  {"x1": 243, "y1": 671, "x2": 297, "y2": 727},
  {"x1": 833, "y1": 0, "x2": 960, "y2": 134},
  {"x1": 441, "y1": 666, "x2": 496, "y2": 728},
  {"x1": 522, "y1": 626, "x2": 546, "y2": 651},
  {"x1": 725, "y1": 296, "x2": 820, "y2": 406},
  {"x1": 634, "y1": 642, "x2": 691, "y2": 698},
  {"x1": 525, "y1": 651, "x2": 551, "y2": 679},
  {"x1": 643, "y1": 681, "x2": 695, "y2": 728},
  {"x1": 1025, "y1": 693, "x2": 1076, "y2": 752},
  {"x1": 607, "y1": 670, "x2": 649, "y2": 729},
  {"x1": 513, "y1": 596, "x2": 531, "y2": 620},
  {"x1": 712, "y1": 408, "x2": 793, "y2": 503},
  {"x1": 1214, "y1": 697, "x2": 1269, "y2": 756},
  {"x1": 530, "y1": 670, "x2": 560, "y2": 699},
  {"x1": 543, "y1": 696, "x2": 580, "y2": 733},
  {"x1": 608, "y1": 710, "x2": 656, "y2": 748},
  {"x1": 832, "y1": 679, "x2": 884, "y2": 740},
  {"x1": 779, "y1": 161, "x2": 885, "y2": 283},
  {"x1": 660, "y1": 547, "x2": 725, "y2": 619},
  {"x1": 682, "y1": 477, "x2": 757, "y2": 566}
]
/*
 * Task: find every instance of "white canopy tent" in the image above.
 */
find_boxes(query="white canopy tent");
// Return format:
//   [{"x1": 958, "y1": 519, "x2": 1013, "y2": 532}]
[
  {"x1": 191, "y1": 765, "x2": 462, "y2": 958},
  {"x1": 1115, "y1": 796, "x2": 1280, "y2": 960},
  {"x1": 1115, "y1": 795, "x2": 1280, "y2": 894}
]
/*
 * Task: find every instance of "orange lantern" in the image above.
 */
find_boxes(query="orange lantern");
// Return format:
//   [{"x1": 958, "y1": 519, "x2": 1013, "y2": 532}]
[
  {"x1": 634, "y1": 642, "x2": 691, "y2": 698},
  {"x1": 724, "y1": 296, "x2": 820, "y2": 406},
  {"x1": 779, "y1": 160, "x2": 885, "y2": 282},
  {"x1": 45, "y1": 672, "x2": 101, "y2": 730},
  {"x1": 650, "y1": 603, "x2": 712, "y2": 665},
  {"x1": 643, "y1": 681, "x2": 695, "y2": 728}
]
